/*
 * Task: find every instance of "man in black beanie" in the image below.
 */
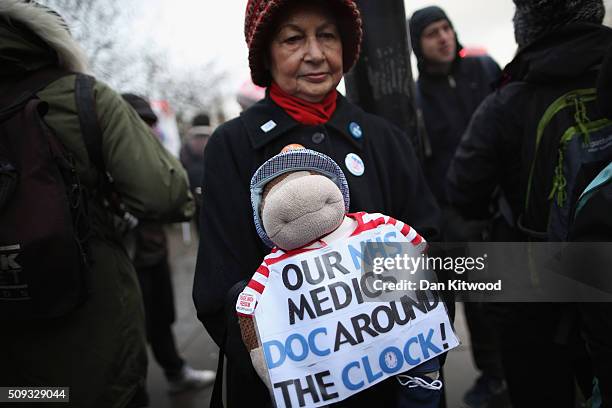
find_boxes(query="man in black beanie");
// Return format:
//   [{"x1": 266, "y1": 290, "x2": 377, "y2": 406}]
[
  {"x1": 447, "y1": 0, "x2": 612, "y2": 406},
  {"x1": 408, "y1": 6, "x2": 500, "y2": 212},
  {"x1": 408, "y1": 8, "x2": 505, "y2": 408}
]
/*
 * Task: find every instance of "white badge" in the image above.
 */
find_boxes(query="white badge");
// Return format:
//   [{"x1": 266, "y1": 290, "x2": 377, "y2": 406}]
[
  {"x1": 260, "y1": 120, "x2": 277, "y2": 133},
  {"x1": 345, "y1": 153, "x2": 365, "y2": 176},
  {"x1": 236, "y1": 291, "x2": 257, "y2": 315}
]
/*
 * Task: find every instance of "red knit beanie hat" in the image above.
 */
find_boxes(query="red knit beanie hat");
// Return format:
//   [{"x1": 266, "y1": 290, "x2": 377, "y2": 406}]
[{"x1": 244, "y1": 0, "x2": 363, "y2": 87}]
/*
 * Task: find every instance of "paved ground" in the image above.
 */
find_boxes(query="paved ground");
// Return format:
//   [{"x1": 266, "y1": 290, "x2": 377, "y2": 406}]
[{"x1": 144, "y1": 223, "x2": 511, "y2": 408}]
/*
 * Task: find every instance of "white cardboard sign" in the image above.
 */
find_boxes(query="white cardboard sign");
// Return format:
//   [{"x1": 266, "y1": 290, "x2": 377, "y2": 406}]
[{"x1": 254, "y1": 225, "x2": 460, "y2": 407}]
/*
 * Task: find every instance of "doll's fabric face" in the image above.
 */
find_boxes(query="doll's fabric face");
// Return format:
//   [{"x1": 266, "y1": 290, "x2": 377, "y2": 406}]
[{"x1": 261, "y1": 170, "x2": 345, "y2": 250}]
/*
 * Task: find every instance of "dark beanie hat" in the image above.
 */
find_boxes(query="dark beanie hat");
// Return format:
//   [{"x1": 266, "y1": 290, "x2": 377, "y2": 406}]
[
  {"x1": 192, "y1": 112, "x2": 211, "y2": 127},
  {"x1": 121, "y1": 93, "x2": 158, "y2": 125},
  {"x1": 513, "y1": 0, "x2": 606, "y2": 49},
  {"x1": 244, "y1": 0, "x2": 363, "y2": 87},
  {"x1": 409, "y1": 6, "x2": 454, "y2": 60}
]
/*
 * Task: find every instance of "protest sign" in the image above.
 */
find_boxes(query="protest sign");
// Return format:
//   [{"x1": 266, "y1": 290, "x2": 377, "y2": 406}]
[
  {"x1": 253, "y1": 225, "x2": 460, "y2": 407},
  {"x1": 150, "y1": 100, "x2": 180, "y2": 157}
]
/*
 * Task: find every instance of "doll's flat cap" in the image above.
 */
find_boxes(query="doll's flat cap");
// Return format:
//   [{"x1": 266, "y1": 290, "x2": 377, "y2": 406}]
[{"x1": 250, "y1": 148, "x2": 350, "y2": 248}]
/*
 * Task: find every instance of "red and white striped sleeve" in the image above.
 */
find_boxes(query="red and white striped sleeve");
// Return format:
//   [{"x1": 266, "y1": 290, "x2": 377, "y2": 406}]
[
  {"x1": 235, "y1": 249, "x2": 286, "y2": 317},
  {"x1": 358, "y1": 212, "x2": 426, "y2": 246}
]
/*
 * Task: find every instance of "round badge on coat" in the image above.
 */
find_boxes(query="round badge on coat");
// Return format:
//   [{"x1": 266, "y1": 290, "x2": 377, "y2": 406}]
[
  {"x1": 345, "y1": 153, "x2": 365, "y2": 176},
  {"x1": 348, "y1": 122, "x2": 363, "y2": 139}
]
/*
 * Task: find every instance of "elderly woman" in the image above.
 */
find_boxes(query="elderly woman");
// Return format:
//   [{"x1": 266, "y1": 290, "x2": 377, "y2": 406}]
[{"x1": 194, "y1": 0, "x2": 441, "y2": 406}]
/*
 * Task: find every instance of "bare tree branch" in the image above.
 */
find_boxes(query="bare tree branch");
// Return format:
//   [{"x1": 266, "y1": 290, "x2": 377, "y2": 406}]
[{"x1": 38, "y1": 0, "x2": 228, "y2": 117}]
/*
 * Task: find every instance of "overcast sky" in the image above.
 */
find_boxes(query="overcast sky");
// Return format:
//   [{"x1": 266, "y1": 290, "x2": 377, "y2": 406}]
[{"x1": 135, "y1": 0, "x2": 610, "y2": 115}]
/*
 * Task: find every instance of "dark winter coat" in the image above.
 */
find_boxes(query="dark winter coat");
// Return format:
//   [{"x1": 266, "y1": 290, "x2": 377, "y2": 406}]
[
  {"x1": 417, "y1": 55, "x2": 501, "y2": 204},
  {"x1": 193, "y1": 93, "x2": 440, "y2": 407},
  {"x1": 447, "y1": 23, "x2": 612, "y2": 407},
  {"x1": 447, "y1": 23, "x2": 612, "y2": 224}
]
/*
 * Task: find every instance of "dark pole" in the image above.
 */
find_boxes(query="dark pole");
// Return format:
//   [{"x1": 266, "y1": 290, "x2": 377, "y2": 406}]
[{"x1": 345, "y1": 0, "x2": 430, "y2": 161}]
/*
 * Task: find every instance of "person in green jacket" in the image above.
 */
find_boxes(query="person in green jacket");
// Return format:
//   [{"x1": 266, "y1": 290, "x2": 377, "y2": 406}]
[{"x1": 0, "y1": 1, "x2": 194, "y2": 407}]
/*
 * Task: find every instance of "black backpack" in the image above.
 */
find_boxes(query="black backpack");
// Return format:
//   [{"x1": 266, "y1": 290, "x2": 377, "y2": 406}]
[
  {"x1": 0, "y1": 69, "x2": 106, "y2": 320},
  {"x1": 520, "y1": 86, "x2": 612, "y2": 241}
]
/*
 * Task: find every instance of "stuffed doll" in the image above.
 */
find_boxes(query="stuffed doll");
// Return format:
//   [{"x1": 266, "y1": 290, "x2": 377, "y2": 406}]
[{"x1": 236, "y1": 146, "x2": 452, "y2": 408}]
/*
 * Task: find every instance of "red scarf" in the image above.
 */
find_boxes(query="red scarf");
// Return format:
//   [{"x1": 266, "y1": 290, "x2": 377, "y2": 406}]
[{"x1": 269, "y1": 82, "x2": 337, "y2": 125}]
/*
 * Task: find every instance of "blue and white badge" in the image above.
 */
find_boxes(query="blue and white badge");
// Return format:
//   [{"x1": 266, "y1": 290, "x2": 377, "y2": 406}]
[
  {"x1": 260, "y1": 120, "x2": 277, "y2": 133},
  {"x1": 345, "y1": 153, "x2": 365, "y2": 176},
  {"x1": 348, "y1": 122, "x2": 363, "y2": 139}
]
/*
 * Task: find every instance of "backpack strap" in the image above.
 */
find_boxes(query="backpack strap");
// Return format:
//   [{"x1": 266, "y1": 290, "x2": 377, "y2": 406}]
[
  {"x1": 74, "y1": 74, "x2": 106, "y2": 174},
  {"x1": 73, "y1": 75, "x2": 139, "y2": 233}
]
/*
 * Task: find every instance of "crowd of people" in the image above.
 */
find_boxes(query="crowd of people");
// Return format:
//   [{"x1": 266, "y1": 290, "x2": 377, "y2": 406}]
[{"x1": 0, "y1": 0, "x2": 610, "y2": 407}]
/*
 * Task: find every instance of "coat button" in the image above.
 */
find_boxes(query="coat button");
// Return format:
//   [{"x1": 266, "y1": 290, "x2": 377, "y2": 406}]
[{"x1": 312, "y1": 132, "x2": 325, "y2": 144}]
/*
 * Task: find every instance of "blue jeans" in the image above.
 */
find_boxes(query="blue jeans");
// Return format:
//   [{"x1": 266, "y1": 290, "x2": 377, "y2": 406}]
[{"x1": 396, "y1": 357, "x2": 442, "y2": 408}]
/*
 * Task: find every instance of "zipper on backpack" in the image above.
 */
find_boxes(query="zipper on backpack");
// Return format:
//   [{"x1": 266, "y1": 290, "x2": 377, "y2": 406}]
[
  {"x1": 573, "y1": 96, "x2": 591, "y2": 145},
  {"x1": 548, "y1": 118, "x2": 612, "y2": 208},
  {"x1": 524, "y1": 89, "x2": 597, "y2": 210}
]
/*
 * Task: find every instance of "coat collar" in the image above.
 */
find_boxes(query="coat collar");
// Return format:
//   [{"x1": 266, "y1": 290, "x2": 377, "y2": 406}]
[{"x1": 242, "y1": 92, "x2": 366, "y2": 150}]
